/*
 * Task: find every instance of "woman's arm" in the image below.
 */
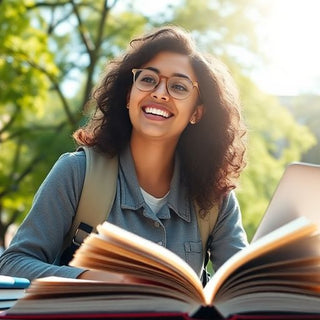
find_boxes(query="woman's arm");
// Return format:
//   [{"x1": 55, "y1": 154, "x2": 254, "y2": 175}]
[
  {"x1": 209, "y1": 191, "x2": 248, "y2": 272},
  {"x1": 0, "y1": 152, "x2": 87, "y2": 280}
]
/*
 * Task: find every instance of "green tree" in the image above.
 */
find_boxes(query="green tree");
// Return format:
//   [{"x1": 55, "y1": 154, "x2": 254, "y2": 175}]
[
  {"x1": 0, "y1": 0, "x2": 149, "y2": 244},
  {"x1": 162, "y1": 0, "x2": 268, "y2": 68},
  {"x1": 0, "y1": 0, "x2": 59, "y2": 245},
  {"x1": 235, "y1": 76, "x2": 316, "y2": 240},
  {"x1": 283, "y1": 95, "x2": 320, "y2": 164}
]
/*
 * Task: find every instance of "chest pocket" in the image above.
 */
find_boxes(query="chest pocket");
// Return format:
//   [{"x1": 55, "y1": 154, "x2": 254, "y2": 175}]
[{"x1": 184, "y1": 240, "x2": 203, "y2": 273}]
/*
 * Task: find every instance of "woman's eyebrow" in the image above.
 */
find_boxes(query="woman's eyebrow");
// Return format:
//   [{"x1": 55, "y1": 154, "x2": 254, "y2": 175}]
[
  {"x1": 145, "y1": 66, "x2": 159, "y2": 73},
  {"x1": 144, "y1": 66, "x2": 191, "y2": 80},
  {"x1": 173, "y1": 72, "x2": 190, "y2": 80}
]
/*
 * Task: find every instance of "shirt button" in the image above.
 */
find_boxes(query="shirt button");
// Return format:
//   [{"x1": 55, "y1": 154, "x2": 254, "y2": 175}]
[
  {"x1": 154, "y1": 221, "x2": 160, "y2": 228},
  {"x1": 157, "y1": 241, "x2": 163, "y2": 246}
]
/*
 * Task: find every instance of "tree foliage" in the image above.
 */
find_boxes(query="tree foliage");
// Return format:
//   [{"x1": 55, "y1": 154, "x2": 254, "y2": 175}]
[
  {"x1": 0, "y1": 0, "x2": 59, "y2": 242},
  {"x1": 281, "y1": 95, "x2": 320, "y2": 164},
  {"x1": 235, "y1": 76, "x2": 316, "y2": 239},
  {"x1": 0, "y1": 0, "x2": 148, "y2": 244}
]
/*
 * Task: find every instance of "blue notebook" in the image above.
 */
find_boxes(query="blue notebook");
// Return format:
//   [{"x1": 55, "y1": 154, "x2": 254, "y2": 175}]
[{"x1": 0, "y1": 276, "x2": 30, "y2": 289}]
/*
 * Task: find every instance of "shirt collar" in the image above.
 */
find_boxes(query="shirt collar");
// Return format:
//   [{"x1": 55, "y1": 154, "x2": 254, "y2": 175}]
[{"x1": 119, "y1": 144, "x2": 192, "y2": 222}]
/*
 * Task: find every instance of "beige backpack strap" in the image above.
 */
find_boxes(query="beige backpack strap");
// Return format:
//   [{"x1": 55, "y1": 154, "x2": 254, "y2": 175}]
[
  {"x1": 62, "y1": 147, "x2": 118, "y2": 253},
  {"x1": 195, "y1": 202, "x2": 219, "y2": 256}
]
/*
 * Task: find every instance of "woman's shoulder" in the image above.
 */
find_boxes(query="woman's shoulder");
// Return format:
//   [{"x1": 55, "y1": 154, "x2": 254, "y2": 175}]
[
  {"x1": 57, "y1": 149, "x2": 86, "y2": 167},
  {"x1": 45, "y1": 150, "x2": 87, "y2": 185},
  {"x1": 219, "y1": 190, "x2": 240, "y2": 215}
]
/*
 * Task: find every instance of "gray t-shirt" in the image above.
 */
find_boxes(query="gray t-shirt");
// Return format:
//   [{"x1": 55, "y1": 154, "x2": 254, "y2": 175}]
[{"x1": 0, "y1": 146, "x2": 248, "y2": 280}]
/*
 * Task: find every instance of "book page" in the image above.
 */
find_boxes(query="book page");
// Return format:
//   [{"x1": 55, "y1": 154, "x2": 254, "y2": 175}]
[
  {"x1": 24, "y1": 276, "x2": 199, "y2": 306},
  {"x1": 217, "y1": 255, "x2": 320, "y2": 298},
  {"x1": 203, "y1": 217, "x2": 317, "y2": 304},
  {"x1": 70, "y1": 221, "x2": 205, "y2": 304},
  {"x1": 215, "y1": 292, "x2": 320, "y2": 318},
  {"x1": 6, "y1": 276, "x2": 201, "y2": 316}
]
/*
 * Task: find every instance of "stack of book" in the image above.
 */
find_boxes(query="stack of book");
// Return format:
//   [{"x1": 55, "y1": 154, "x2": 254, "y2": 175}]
[{"x1": 0, "y1": 276, "x2": 30, "y2": 310}]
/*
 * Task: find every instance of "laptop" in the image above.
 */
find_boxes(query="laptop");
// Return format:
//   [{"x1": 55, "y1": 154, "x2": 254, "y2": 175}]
[{"x1": 252, "y1": 162, "x2": 320, "y2": 242}]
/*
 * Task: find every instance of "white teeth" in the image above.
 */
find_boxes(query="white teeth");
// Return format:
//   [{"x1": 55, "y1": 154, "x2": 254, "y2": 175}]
[{"x1": 144, "y1": 107, "x2": 170, "y2": 118}]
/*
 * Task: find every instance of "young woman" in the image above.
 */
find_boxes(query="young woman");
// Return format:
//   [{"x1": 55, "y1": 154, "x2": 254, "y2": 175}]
[{"x1": 0, "y1": 26, "x2": 248, "y2": 282}]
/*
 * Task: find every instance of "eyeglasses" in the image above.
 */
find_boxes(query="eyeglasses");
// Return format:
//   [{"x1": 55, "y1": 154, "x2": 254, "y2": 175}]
[{"x1": 132, "y1": 68, "x2": 199, "y2": 100}]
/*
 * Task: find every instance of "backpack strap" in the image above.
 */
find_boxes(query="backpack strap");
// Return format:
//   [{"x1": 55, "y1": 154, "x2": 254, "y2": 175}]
[
  {"x1": 195, "y1": 202, "x2": 219, "y2": 255},
  {"x1": 61, "y1": 147, "x2": 118, "y2": 256},
  {"x1": 195, "y1": 202, "x2": 219, "y2": 286}
]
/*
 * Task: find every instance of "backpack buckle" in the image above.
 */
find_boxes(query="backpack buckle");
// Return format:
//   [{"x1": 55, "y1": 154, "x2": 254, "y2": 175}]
[{"x1": 72, "y1": 222, "x2": 93, "y2": 247}]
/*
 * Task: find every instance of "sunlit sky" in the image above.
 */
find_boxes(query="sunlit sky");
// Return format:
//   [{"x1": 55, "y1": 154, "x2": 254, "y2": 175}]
[
  {"x1": 129, "y1": 0, "x2": 320, "y2": 96},
  {"x1": 252, "y1": 0, "x2": 320, "y2": 96}
]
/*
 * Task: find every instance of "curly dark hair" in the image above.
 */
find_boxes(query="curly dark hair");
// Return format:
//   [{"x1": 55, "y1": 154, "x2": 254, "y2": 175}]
[{"x1": 73, "y1": 25, "x2": 247, "y2": 215}]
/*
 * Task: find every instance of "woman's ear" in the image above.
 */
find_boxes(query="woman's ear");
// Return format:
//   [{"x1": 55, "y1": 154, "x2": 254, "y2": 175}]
[{"x1": 190, "y1": 105, "x2": 204, "y2": 124}]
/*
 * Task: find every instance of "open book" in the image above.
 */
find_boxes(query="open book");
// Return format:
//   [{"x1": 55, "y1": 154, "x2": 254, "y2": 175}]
[{"x1": 4, "y1": 216, "x2": 320, "y2": 319}]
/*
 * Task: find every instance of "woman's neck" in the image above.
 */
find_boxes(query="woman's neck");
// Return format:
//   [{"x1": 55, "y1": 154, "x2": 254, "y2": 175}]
[{"x1": 130, "y1": 135, "x2": 177, "y2": 198}]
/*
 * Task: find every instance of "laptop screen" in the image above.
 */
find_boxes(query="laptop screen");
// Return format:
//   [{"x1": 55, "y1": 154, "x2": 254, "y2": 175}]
[{"x1": 252, "y1": 162, "x2": 320, "y2": 242}]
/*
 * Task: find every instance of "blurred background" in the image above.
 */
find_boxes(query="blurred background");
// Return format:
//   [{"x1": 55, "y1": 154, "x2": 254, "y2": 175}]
[{"x1": 0, "y1": 0, "x2": 319, "y2": 248}]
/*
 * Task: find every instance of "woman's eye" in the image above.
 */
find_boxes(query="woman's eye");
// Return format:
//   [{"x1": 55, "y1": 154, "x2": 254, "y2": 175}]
[
  {"x1": 140, "y1": 76, "x2": 157, "y2": 84},
  {"x1": 171, "y1": 82, "x2": 189, "y2": 92}
]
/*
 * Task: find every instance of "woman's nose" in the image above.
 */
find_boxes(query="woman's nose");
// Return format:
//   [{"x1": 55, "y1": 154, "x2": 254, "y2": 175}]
[{"x1": 151, "y1": 80, "x2": 170, "y2": 101}]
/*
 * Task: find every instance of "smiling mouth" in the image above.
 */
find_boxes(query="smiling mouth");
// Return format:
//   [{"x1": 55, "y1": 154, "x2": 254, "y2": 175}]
[{"x1": 143, "y1": 107, "x2": 173, "y2": 119}]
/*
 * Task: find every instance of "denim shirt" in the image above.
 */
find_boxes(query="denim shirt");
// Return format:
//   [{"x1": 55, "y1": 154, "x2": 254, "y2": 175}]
[
  {"x1": 109, "y1": 146, "x2": 204, "y2": 275},
  {"x1": 0, "y1": 146, "x2": 248, "y2": 280}
]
